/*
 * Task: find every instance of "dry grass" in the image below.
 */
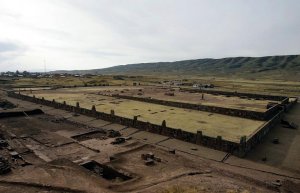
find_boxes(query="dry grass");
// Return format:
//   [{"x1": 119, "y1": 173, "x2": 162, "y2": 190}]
[
  {"x1": 126, "y1": 88, "x2": 272, "y2": 112},
  {"x1": 10, "y1": 75, "x2": 159, "y2": 88},
  {"x1": 23, "y1": 87, "x2": 265, "y2": 143},
  {"x1": 10, "y1": 75, "x2": 300, "y2": 96}
]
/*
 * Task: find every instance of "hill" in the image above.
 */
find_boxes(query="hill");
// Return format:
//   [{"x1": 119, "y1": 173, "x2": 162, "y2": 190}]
[{"x1": 52, "y1": 55, "x2": 300, "y2": 80}]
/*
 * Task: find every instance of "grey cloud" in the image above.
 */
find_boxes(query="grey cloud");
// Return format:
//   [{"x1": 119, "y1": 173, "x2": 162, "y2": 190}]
[
  {"x1": 0, "y1": 41, "x2": 27, "y2": 68},
  {"x1": 1, "y1": 0, "x2": 300, "y2": 71},
  {"x1": 0, "y1": 11, "x2": 21, "y2": 19},
  {"x1": 86, "y1": 50, "x2": 126, "y2": 57},
  {"x1": 39, "y1": 45, "x2": 125, "y2": 57},
  {"x1": 59, "y1": 1, "x2": 292, "y2": 65},
  {"x1": 0, "y1": 41, "x2": 22, "y2": 53},
  {"x1": 32, "y1": 27, "x2": 71, "y2": 39}
]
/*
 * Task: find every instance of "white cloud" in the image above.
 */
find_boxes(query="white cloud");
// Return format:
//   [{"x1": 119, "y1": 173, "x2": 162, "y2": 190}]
[{"x1": 0, "y1": 0, "x2": 299, "y2": 71}]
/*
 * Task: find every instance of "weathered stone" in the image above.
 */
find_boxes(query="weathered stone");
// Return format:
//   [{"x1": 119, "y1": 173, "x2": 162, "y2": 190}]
[
  {"x1": 162, "y1": 120, "x2": 166, "y2": 127},
  {"x1": 111, "y1": 137, "x2": 126, "y2": 145}
]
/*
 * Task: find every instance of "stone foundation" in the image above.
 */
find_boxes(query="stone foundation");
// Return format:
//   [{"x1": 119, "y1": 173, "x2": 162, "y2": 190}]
[
  {"x1": 112, "y1": 94, "x2": 281, "y2": 121},
  {"x1": 7, "y1": 91, "x2": 296, "y2": 157}
]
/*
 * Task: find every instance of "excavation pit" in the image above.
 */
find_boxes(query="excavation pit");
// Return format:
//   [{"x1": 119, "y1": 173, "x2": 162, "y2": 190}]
[
  {"x1": 81, "y1": 161, "x2": 133, "y2": 182},
  {"x1": 0, "y1": 99, "x2": 16, "y2": 109},
  {"x1": 71, "y1": 130, "x2": 107, "y2": 142}
]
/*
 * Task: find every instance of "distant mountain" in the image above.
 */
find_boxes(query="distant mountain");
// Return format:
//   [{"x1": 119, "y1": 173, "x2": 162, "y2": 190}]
[{"x1": 52, "y1": 55, "x2": 300, "y2": 80}]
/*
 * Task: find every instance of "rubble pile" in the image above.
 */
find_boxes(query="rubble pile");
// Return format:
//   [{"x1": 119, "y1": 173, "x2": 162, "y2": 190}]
[
  {"x1": 111, "y1": 137, "x2": 126, "y2": 145},
  {"x1": 0, "y1": 156, "x2": 11, "y2": 175},
  {"x1": 141, "y1": 152, "x2": 161, "y2": 166},
  {"x1": 0, "y1": 100, "x2": 16, "y2": 109},
  {"x1": 281, "y1": 119, "x2": 298, "y2": 129}
]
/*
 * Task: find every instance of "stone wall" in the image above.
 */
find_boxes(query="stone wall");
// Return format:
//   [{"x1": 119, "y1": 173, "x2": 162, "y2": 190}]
[
  {"x1": 7, "y1": 91, "x2": 291, "y2": 157},
  {"x1": 180, "y1": 88, "x2": 288, "y2": 101},
  {"x1": 0, "y1": 109, "x2": 44, "y2": 119},
  {"x1": 285, "y1": 98, "x2": 298, "y2": 111},
  {"x1": 112, "y1": 94, "x2": 281, "y2": 121},
  {"x1": 237, "y1": 110, "x2": 284, "y2": 157}
]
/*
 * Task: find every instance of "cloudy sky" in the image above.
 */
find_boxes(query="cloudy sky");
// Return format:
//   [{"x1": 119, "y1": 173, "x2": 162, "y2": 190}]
[{"x1": 0, "y1": 0, "x2": 299, "y2": 72}]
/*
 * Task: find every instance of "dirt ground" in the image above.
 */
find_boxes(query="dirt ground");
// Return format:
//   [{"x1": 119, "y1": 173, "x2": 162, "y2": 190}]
[
  {"x1": 243, "y1": 103, "x2": 300, "y2": 173},
  {"x1": 0, "y1": 93, "x2": 299, "y2": 193}
]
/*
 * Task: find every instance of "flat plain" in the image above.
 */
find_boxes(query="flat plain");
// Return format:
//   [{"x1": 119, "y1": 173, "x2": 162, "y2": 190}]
[{"x1": 1, "y1": 75, "x2": 300, "y2": 193}]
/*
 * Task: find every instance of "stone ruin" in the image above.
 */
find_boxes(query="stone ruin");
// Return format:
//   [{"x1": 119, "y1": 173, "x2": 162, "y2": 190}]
[
  {"x1": 141, "y1": 152, "x2": 161, "y2": 166},
  {"x1": 164, "y1": 92, "x2": 175, "y2": 96}
]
